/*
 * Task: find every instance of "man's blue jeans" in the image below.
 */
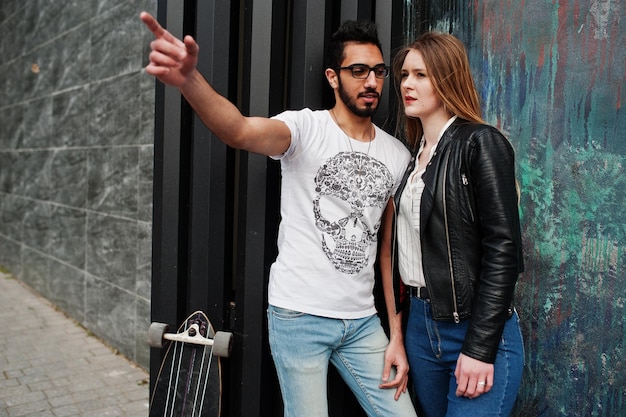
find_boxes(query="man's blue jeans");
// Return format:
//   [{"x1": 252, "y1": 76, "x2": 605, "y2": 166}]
[
  {"x1": 405, "y1": 297, "x2": 524, "y2": 417},
  {"x1": 267, "y1": 305, "x2": 418, "y2": 417}
]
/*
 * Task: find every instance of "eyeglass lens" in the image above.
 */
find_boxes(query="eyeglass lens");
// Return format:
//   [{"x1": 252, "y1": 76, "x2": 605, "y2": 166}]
[{"x1": 348, "y1": 65, "x2": 389, "y2": 79}]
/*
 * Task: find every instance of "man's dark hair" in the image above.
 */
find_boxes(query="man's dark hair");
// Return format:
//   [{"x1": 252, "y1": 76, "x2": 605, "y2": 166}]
[{"x1": 325, "y1": 20, "x2": 383, "y2": 70}]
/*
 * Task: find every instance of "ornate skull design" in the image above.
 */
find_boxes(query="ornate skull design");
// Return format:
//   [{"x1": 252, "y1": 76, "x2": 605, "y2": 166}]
[{"x1": 313, "y1": 151, "x2": 394, "y2": 274}]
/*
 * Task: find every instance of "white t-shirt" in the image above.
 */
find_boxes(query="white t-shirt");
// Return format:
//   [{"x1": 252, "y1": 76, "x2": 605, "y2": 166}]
[{"x1": 269, "y1": 108, "x2": 410, "y2": 319}]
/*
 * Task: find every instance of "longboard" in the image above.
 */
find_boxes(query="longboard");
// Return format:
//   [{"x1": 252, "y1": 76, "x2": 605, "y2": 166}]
[{"x1": 148, "y1": 311, "x2": 233, "y2": 416}]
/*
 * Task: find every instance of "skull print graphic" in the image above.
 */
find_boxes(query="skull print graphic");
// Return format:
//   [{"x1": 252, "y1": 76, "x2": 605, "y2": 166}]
[{"x1": 313, "y1": 151, "x2": 394, "y2": 275}]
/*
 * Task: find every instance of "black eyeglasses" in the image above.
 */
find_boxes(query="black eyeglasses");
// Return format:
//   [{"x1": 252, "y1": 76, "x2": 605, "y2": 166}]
[{"x1": 336, "y1": 64, "x2": 390, "y2": 79}]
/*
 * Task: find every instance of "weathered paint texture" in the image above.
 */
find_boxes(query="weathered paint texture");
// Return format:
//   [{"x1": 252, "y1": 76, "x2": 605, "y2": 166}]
[{"x1": 404, "y1": 0, "x2": 625, "y2": 415}]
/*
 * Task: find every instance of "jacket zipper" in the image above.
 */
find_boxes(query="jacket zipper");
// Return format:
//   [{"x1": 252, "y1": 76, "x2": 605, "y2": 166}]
[
  {"x1": 442, "y1": 154, "x2": 460, "y2": 323},
  {"x1": 461, "y1": 173, "x2": 475, "y2": 222}
]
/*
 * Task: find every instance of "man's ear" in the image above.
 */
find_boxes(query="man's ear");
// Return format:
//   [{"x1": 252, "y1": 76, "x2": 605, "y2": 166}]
[{"x1": 325, "y1": 68, "x2": 338, "y2": 89}]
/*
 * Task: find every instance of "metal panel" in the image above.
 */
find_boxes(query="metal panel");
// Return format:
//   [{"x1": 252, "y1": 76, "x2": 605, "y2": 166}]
[
  {"x1": 375, "y1": 0, "x2": 406, "y2": 132},
  {"x1": 149, "y1": 0, "x2": 186, "y2": 392},
  {"x1": 289, "y1": 0, "x2": 328, "y2": 108},
  {"x1": 187, "y1": 0, "x2": 232, "y2": 335},
  {"x1": 230, "y1": 1, "x2": 282, "y2": 415},
  {"x1": 340, "y1": 0, "x2": 373, "y2": 21}
]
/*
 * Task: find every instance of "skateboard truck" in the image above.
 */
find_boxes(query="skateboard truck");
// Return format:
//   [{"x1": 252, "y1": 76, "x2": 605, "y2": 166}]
[{"x1": 148, "y1": 321, "x2": 234, "y2": 358}]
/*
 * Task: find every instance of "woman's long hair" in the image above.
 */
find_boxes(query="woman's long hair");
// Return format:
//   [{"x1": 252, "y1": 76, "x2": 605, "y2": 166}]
[{"x1": 392, "y1": 33, "x2": 484, "y2": 149}]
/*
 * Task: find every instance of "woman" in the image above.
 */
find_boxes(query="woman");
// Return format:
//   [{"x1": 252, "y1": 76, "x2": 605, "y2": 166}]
[{"x1": 379, "y1": 32, "x2": 524, "y2": 416}]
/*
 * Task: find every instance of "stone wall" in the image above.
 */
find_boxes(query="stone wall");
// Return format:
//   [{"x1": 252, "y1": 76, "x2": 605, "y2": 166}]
[{"x1": 0, "y1": 0, "x2": 157, "y2": 369}]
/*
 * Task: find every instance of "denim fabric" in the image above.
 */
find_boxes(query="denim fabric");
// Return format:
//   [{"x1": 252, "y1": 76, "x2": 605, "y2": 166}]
[
  {"x1": 405, "y1": 297, "x2": 524, "y2": 417},
  {"x1": 267, "y1": 305, "x2": 418, "y2": 417}
]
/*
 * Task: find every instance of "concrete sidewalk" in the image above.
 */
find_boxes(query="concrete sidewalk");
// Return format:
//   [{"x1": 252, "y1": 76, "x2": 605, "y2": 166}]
[{"x1": 0, "y1": 272, "x2": 150, "y2": 417}]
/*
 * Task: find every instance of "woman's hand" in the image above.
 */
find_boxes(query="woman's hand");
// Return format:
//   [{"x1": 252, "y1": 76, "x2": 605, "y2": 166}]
[{"x1": 454, "y1": 353, "x2": 494, "y2": 399}]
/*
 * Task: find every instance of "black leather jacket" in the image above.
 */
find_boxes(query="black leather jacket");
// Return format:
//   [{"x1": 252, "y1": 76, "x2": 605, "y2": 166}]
[{"x1": 391, "y1": 118, "x2": 524, "y2": 364}]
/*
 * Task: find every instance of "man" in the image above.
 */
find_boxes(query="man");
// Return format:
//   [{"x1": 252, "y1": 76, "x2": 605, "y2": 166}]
[{"x1": 141, "y1": 12, "x2": 417, "y2": 417}]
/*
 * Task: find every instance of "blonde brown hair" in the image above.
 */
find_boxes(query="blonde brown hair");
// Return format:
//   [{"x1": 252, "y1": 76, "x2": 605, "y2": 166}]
[{"x1": 392, "y1": 32, "x2": 484, "y2": 149}]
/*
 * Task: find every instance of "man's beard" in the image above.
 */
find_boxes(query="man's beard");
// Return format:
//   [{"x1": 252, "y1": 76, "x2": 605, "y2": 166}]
[{"x1": 337, "y1": 78, "x2": 379, "y2": 118}]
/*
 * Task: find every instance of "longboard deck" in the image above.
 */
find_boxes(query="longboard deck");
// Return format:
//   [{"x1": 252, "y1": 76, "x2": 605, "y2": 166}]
[{"x1": 149, "y1": 311, "x2": 222, "y2": 417}]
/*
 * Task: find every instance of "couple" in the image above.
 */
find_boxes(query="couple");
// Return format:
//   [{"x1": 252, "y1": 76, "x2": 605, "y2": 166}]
[{"x1": 141, "y1": 11, "x2": 524, "y2": 417}]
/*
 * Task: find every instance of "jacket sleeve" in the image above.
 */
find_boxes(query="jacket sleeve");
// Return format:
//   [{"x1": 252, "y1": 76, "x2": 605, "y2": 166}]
[{"x1": 461, "y1": 126, "x2": 523, "y2": 363}]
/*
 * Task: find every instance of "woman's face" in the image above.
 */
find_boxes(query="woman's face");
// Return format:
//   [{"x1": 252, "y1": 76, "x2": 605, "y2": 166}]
[{"x1": 400, "y1": 49, "x2": 445, "y2": 120}]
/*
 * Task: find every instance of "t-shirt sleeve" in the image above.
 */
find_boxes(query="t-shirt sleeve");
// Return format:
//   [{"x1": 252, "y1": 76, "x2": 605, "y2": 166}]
[{"x1": 270, "y1": 109, "x2": 308, "y2": 160}]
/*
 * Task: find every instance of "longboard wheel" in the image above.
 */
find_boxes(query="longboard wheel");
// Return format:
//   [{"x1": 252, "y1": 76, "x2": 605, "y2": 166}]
[
  {"x1": 148, "y1": 322, "x2": 169, "y2": 348},
  {"x1": 212, "y1": 331, "x2": 233, "y2": 357}
]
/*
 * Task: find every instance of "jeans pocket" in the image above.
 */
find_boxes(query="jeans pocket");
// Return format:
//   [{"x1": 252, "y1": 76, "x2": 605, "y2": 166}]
[
  {"x1": 501, "y1": 310, "x2": 525, "y2": 364},
  {"x1": 513, "y1": 311, "x2": 526, "y2": 364},
  {"x1": 269, "y1": 306, "x2": 306, "y2": 320}
]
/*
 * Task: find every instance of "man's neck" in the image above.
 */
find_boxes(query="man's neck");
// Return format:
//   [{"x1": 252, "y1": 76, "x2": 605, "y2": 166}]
[{"x1": 329, "y1": 106, "x2": 373, "y2": 142}]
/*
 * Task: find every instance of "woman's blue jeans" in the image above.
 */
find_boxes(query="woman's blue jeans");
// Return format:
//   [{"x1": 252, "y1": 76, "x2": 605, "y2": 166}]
[
  {"x1": 405, "y1": 297, "x2": 524, "y2": 417},
  {"x1": 267, "y1": 305, "x2": 417, "y2": 417}
]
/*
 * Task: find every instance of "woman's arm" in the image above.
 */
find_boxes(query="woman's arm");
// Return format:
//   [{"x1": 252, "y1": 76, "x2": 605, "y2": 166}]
[{"x1": 379, "y1": 200, "x2": 410, "y2": 400}]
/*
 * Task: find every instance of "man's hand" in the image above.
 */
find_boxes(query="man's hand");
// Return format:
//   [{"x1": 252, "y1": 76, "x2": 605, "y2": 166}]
[
  {"x1": 379, "y1": 338, "x2": 410, "y2": 400},
  {"x1": 140, "y1": 12, "x2": 199, "y2": 87},
  {"x1": 454, "y1": 353, "x2": 494, "y2": 399}
]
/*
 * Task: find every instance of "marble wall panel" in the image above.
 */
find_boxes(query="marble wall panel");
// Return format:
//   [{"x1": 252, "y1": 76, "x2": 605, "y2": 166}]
[
  {"x1": 23, "y1": 0, "x2": 95, "y2": 53},
  {"x1": 0, "y1": 152, "x2": 17, "y2": 193},
  {"x1": 48, "y1": 260, "x2": 86, "y2": 320},
  {"x1": 84, "y1": 273, "x2": 138, "y2": 357},
  {"x1": 21, "y1": 2, "x2": 53, "y2": 53},
  {"x1": 0, "y1": 3, "x2": 27, "y2": 60},
  {"x1": 134, "y1": 297, "x2": 151, "y2": 368},
  {"x1": 0, "y1": 236, "x2": 21, "y2": 277},
  {"x1": 52, "y1": 24, "x2": 91, "y2": 93},
  {"x1": 90, "y1": 2, "x2": 144, "y2": 81},
  {"x1": 21, "y1": 246, "x2": 49, "y2": 295},
  {"x1": 21, "y1": 97, "x2": 53, "y2": 149},
  {"x1": 0, "y1": 194, "x2": 25, "y2": 241},
  {"x1": 49, "y1": 205, "x2": 86, "y2": 269},
  {"x1": 22, "y1": 200, "x2": 51, "y2": 253},
  {"x1": 19, "y1": 150, "x2": 52, "y2": 200},
  {"x1": 86, "y1": 212, "x2": 137, "y2": 292},
  {"x1": 50, "y1": 149, "x2": 88, "y2": 208},
  {"x1": 138, "y1": 73, "x2": 156, "y2": 146},
  {"x1": 22, "y1": 47, "x2": 56, "y2": 101},
  {"x1": 87, "y1": 147, "x2": 138, "y2": 218},
  {"x1": 138, "y1": 145, "x2": 153, "y2": 222},
  {"x1": 0, "y1": 103, "x2": 24, "y2": 150},
  {"x1": 89, "y1": 73, "x2": 141, "y2": 147},
  {"x1": 52, "y1": 87, "x2": 91, "y2": 148},
  {"x1": 0, "y1": 64, "x2": 10, "y2": 109},
  {"x1": 0, "y1": 0, "x2": 22, "y2": 25},
  {"x1": 0, "y1": 58, "x2": 26, "y2": 109},
  {"x1": 135, "y1": 220, "x2": 151, "y2": 300}
]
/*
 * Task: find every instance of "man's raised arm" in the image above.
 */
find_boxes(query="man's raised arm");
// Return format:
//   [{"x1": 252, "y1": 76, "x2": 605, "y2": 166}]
[{"x1": 140, "y1": 12, "x2": 290, "y2": 156}]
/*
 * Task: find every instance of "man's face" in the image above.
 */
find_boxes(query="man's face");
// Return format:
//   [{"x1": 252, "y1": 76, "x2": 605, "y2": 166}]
[{"x1": 335, "y1": 42, "x2": 385, "y2": 118}]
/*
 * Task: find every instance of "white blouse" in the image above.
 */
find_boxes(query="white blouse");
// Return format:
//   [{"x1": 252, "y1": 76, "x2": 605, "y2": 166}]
[{"x1": 397, "y1": 116, "x2": 457, "y2": 288}]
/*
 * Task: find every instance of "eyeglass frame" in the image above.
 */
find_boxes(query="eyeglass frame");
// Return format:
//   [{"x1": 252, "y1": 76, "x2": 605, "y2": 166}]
[{"x1": 335, "y1": 64, "x2": 390, "y2": 79}]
